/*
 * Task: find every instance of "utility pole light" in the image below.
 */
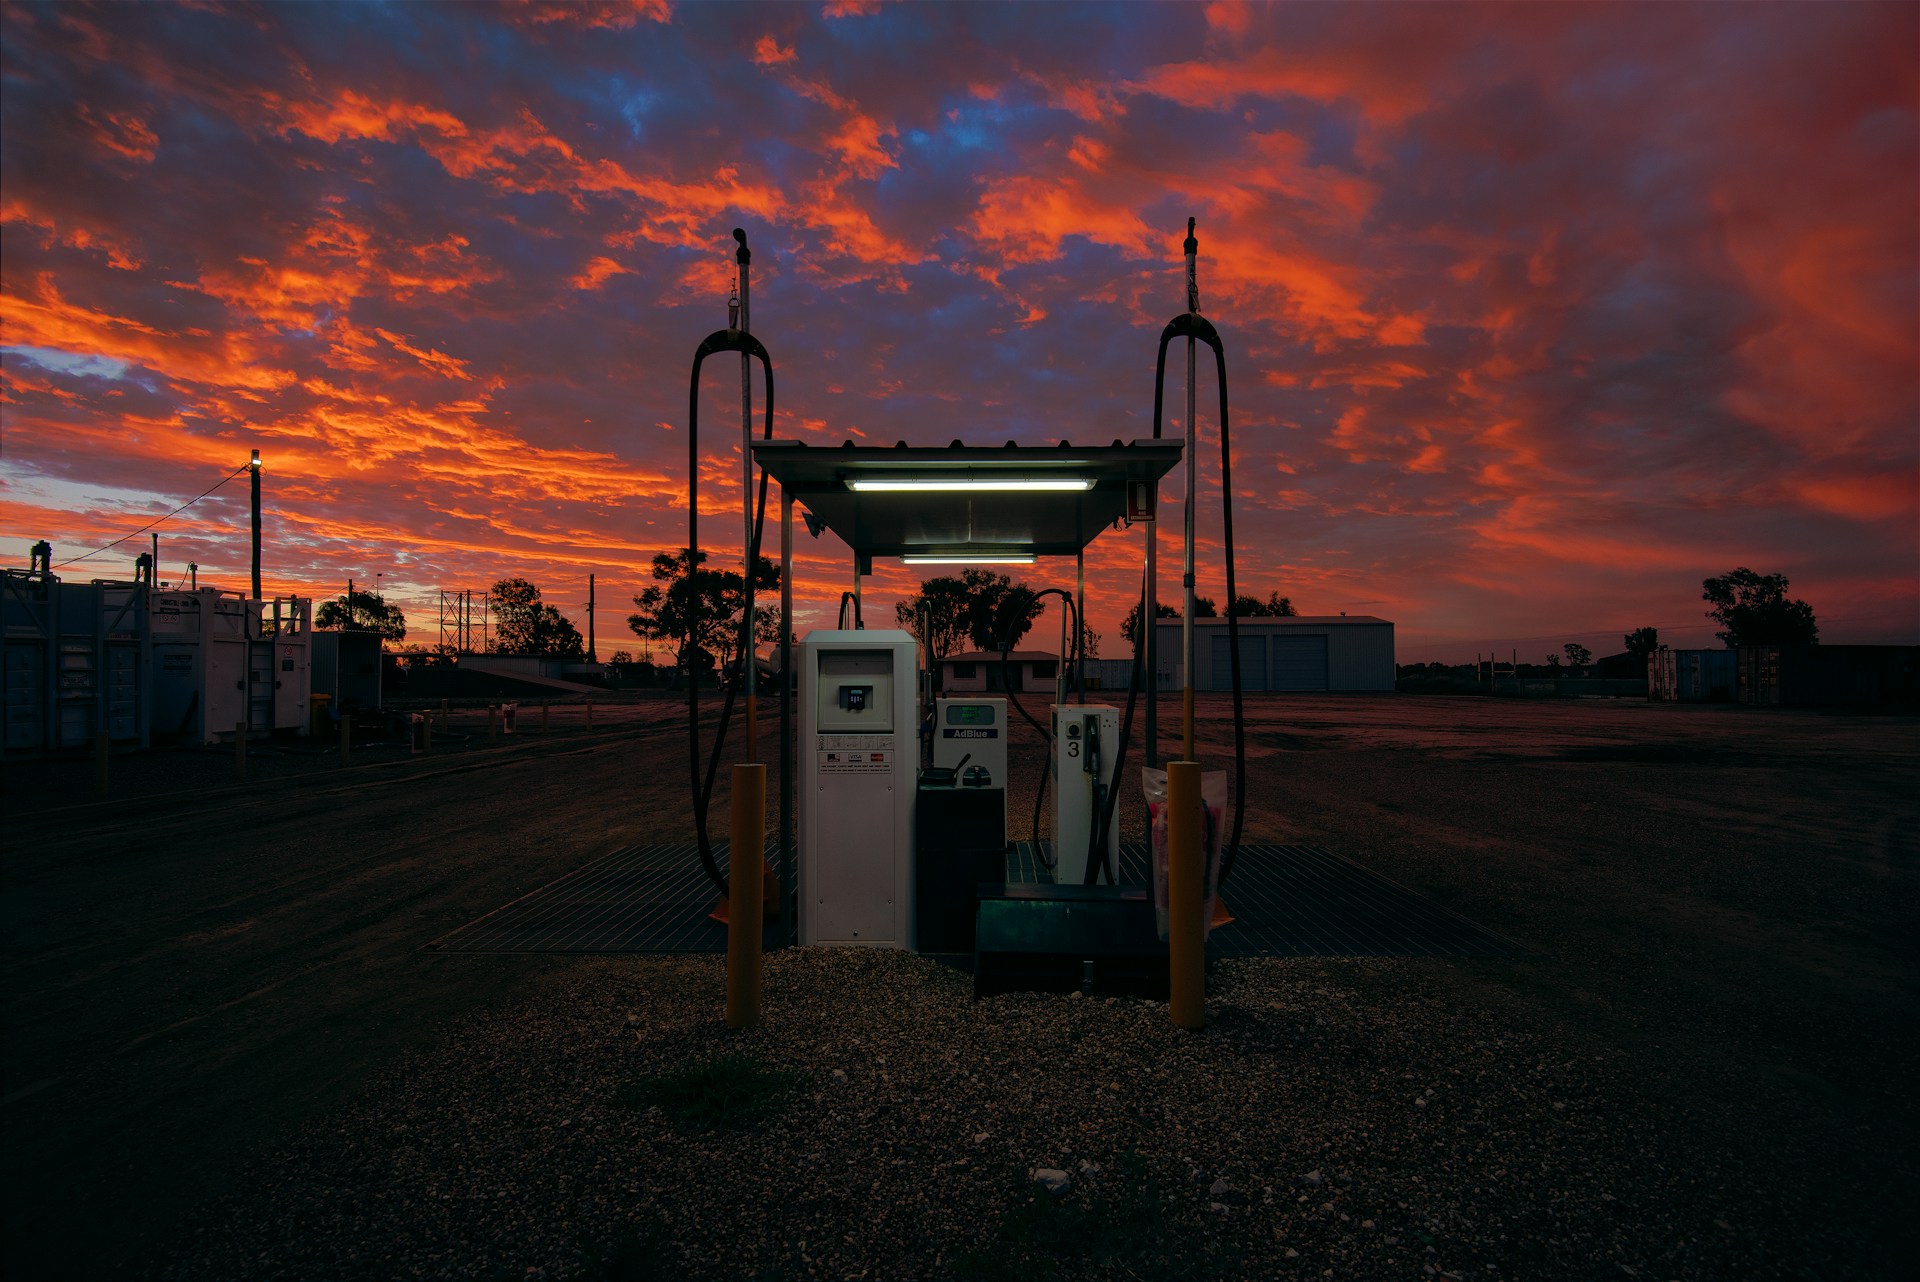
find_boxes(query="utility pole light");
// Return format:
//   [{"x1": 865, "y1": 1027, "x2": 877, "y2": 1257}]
[{"x1": 249, "y1": 448, "x2": 263, "y2": 601}]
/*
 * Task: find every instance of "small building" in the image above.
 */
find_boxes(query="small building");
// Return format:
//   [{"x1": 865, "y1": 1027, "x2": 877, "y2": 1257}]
[
  {"x1": 937, "y1": 650, "x2": 1060, "y2": 694},
  {"x1": 1154, "y1": 615, "x2": 1395, "y2": 692}
]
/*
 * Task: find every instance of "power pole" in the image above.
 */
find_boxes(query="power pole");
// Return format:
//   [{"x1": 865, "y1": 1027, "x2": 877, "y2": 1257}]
[
  {"x1": 249, "y1": 449, "x2": 262, "y2": 600},
  {"x1": 587, "y1": 573, "x2": 597, "y2": 663}
]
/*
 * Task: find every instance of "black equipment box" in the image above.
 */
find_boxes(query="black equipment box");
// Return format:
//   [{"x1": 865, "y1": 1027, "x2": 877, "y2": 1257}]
[{"x1": 914, "y1": 782, "x2": 1006, "y2": 954}]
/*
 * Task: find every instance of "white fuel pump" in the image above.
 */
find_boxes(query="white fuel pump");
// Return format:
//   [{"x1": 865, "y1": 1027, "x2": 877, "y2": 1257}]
[
  {"x1": 1052, "y1": 702, "x2": 1121, "y2": 885},
  {"x1": 798, "y1": 629, "x2": 918, "y2": 947}
]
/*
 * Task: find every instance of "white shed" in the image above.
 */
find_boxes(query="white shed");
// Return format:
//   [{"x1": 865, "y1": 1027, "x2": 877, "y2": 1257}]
[
  {"x1": 936, "y1": 650, "x2": 1061, "y2": 694},
  {"x1": 1154, "y1": 616, "x2": 1394, "y2": 692}
]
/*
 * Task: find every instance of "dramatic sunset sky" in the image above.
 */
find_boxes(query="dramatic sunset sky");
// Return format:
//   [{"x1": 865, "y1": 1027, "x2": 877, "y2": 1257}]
[{"x1": 3, "y1": 0, "x2": 1914, "y2": 663}]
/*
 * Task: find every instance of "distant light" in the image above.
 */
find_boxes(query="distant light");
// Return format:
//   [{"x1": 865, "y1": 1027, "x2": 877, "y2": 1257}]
[
  {"x1": 847, "y1": 478, "x2": 1093, "y2": 493},
  {"x1": 250, "y1": 449, "x2": 262, "y2": 470}
]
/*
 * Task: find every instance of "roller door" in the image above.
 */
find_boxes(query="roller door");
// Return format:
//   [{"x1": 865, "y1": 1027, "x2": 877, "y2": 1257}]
[
  {"x1": 1210, "y1": 634, "x2": 1268, "y2": 691},
  {"x1": 1270, "y1": 635, "x2": 1329, "y2": 691}
]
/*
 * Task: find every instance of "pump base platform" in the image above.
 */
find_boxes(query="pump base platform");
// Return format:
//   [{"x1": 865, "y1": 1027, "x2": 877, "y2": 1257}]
[
  {"x1": 972, "y1": 881, "x2": 1166, "y2": 996},
  {"x1": 427, "y1": 840, "x2": 1521, "y2": 960}
]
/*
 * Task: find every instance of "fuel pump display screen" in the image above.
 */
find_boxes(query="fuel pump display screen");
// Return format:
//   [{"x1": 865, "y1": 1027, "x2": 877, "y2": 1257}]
[{"x1": 944, "y1": 705, "x2": 996, "y2": 726}]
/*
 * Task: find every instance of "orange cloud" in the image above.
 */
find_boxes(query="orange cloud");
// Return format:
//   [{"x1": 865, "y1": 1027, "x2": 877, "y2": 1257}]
[
  {"x1": 0, "y1": 274, "x2": 293, "y2": 392},
  {"x1": 752, "y1": 34, "x2": 797, "y2": 66},
  {"x1": 373, "y1": 329, "x2": 473, "y2": 380},
  {"x1": 508, "y1": 0, "x2": 671, "y2": 29},
  {"x1": 78, "y1": 105, "x2": 158, "y2": 161},
  {"x1": 570, "y1": 256, "x2": 633, "y2": 290}
]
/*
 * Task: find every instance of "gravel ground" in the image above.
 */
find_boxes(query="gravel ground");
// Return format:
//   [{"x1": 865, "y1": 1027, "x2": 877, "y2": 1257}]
[
  {"x1": 157, "y1": 945, "x2": 1901, "y2": 1282},
  {"x1": 8, "y1": 694, "x2": 1913, "y2": 1280}
]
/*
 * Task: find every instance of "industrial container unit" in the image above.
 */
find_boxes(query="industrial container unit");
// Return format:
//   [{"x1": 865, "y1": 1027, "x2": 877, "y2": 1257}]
[
  {"x1": 311, "y1": 629, "x2": 385, "y2": 715},
  {"x1": 1737, "y1": 645, "x2": 1919, "y2": 708},
  {"x1": 150, "y1": 589, "x2": 311, "y2": 744},
  {"x1": 1649, "y1": 648, "x2": 1737, "y2": 702},
  {"x1": 2, "y1": 570, "x2": 150, "y2": 753}
]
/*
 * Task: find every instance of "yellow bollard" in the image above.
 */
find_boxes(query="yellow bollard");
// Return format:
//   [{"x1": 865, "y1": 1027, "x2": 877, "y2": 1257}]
[
  {"x1": 1167, "y1": 760, "x2": 1205, "y2": 1029},
  {"x1": 726, "y1": 763, "x2": 767, "y2": 1029},
  {"x1": 234, "y1": 721, "x2": 247, "y2": 782},
  {"x1": 339, "y1": 715, "x2": 350, "y2": 765},
  {"x1": 94, "y1": 730, "x2": 110, "y2": 799},
  {"x1": 422, "y1": 713, "x2": 432, "y2": 754}
]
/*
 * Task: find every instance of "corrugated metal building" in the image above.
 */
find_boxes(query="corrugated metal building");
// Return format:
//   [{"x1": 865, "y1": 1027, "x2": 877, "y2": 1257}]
[{"x1": 1155, "y1": 616, "x2": 1396, "y2": 692}]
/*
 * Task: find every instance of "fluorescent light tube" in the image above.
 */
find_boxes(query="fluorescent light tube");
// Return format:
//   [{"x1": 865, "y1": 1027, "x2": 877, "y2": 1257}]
[
  {"x1": 846, "y1": 478, "x2": 1093, "y2": 492},
  {"x1": 902, "y1": 553, "x2": 1036, "y2": 565}
]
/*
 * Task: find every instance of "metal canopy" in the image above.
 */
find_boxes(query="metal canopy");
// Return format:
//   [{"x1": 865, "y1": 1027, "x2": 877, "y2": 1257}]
[{"x1": 750, "y1": 439, "x2": 1183, "y2": 559}]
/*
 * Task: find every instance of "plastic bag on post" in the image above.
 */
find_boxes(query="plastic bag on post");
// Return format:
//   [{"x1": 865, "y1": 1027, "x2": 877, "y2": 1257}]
[{"x1": 1142, "y1": 765, "x2": 1227, "y2": 942}]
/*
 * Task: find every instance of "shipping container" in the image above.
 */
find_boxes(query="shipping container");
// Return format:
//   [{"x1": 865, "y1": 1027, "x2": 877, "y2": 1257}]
[
  {"x1": 311, "y1": 629, "x2": 384, "y2": 713},
  {"x1": 150, "y1": 589, "x2": 311, "y2": 744},
  {"x1": 1738, "y1": 646, "x2": 1920, "y2": 708},
  {"x1": 2, "y1": 570, "x2": 150, "y2": 753},
  {"x1": 1650, "y1": 648, "x2": 1737, "y2": 702}
]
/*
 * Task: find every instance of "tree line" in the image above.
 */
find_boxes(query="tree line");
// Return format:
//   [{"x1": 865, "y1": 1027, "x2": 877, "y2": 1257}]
[{"x1": 309, "y1": 560, "x2": 1819, "y2": 673}]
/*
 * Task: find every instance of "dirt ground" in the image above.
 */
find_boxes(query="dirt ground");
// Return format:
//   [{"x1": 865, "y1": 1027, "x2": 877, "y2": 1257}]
[{"x1": 2, "y1": 692, "x2": 1915, "y2": 1279}]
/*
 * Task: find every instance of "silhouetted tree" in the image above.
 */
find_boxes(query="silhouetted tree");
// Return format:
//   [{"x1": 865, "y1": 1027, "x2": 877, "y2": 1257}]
[
  {"x1": 627, "y1": 548, "x2": 780, "y2": 676},
  {"x1": 1545, "y1": 652, "x2": 1563, "y2": 669},
  {"x1": 487, "y1": 578, "x2": 586, "y2": 659},
  {"x1": 970, "y1": 573, "x2": 1047, "y2": 652},
  {"x1": 315, "y1": 590, "x2": 406, "y2": 642},
  {"x1": 1563, "y1": 642, "x2": 1592, "y2": 670},
  {"x1": 1121, "y1": 600, "x2": 1179, "y2": 648},
  {"x1": 1079, "y1": 622, "x2": 1101, "y2": 660},
  {"x1": 894, "y1": 576, "x2": 977, "y2": 661},
  {"x1": 1623, "y1": 627, "x2": 1660, "y2": 661},
  {"x1": 1702, "y1": 568, "x2": 1818, "y2": 648},
  {"x1": 1227, "y1": 592, "x2": 1298, "y2": 617}
]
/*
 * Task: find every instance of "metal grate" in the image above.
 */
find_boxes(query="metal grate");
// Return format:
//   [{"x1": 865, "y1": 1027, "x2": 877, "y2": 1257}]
[
  {"x1": 426, "y1": 843, "x2": 733, "y2": 954},
  {"x1": 429, "y1": 841, "x2": 1519, "y2": 958},
  {"x1": 1015, "y1": 841, "x2": 1520, "y2": 958}
]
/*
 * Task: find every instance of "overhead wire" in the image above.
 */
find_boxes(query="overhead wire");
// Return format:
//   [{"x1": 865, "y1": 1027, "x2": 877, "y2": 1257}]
[{"x1": 51, "y1": 463, "x2": 250, "y2": 569}]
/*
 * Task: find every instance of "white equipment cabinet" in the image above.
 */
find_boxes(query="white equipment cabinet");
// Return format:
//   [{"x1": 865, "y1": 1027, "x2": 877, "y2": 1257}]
[
  {"x1": 799, "y1": 629, "x2": 918, "y2": 948},
  {"x1": 1052, "y1": 703, "x2": 1121, "y2": 886},
  {"x1": 933, "y1": 696, "x2": 1007, "y2": 836}
]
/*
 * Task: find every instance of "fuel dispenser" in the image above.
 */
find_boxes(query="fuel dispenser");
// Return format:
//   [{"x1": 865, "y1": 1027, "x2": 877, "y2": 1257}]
[
  {"x1": 933, "y1": 696, "x2": 1007, "y2": 841},
  {"x1": 1052, "y1": 703, "x2": 1121, "y2": 884},
  {"x1": 798, "y1": 629, "x2": 918, "y2": 947}
]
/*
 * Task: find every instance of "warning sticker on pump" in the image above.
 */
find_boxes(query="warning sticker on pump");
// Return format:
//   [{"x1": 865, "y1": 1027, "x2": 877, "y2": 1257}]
[
  {"x1": 819, "y1": 750, "x2": 892, "y2": 774},
  {"x1": 941, "y1": 728, "x2": 999, "y2": 739}
]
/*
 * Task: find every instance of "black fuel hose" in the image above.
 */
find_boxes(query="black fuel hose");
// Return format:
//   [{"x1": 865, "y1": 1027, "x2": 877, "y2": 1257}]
[
  {"x1": 1149, "y1": 310, "x2": 1247, "y2": 887},
  {"x1": 995, "y1": 587, "x2": 1080, "y2": 874},
  {"x1": 685, "y1": 322, "x2": 775, "y2": 898},
  {"x1": 1087, "y1": 573, "x2": 1150, "y2": 885}
]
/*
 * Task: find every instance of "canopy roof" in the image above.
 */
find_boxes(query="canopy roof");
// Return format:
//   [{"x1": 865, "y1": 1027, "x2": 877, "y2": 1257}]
[{"x1": 750, "y1": 439, "x2": 1183, "y2": 561}]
